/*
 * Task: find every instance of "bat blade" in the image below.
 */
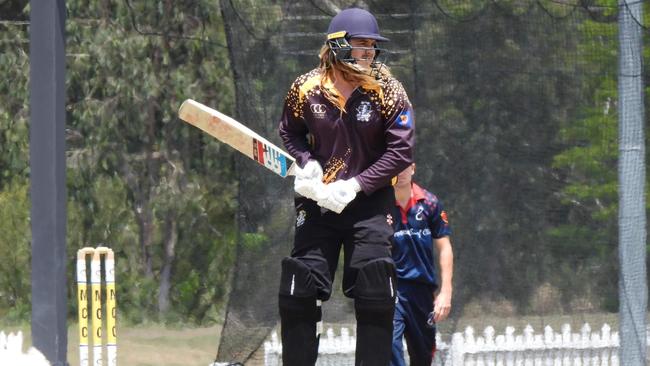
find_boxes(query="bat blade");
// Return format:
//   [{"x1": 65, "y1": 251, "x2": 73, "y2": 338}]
[{"x1": 179, "y1": 99, "x2": 296, "y2": 178}]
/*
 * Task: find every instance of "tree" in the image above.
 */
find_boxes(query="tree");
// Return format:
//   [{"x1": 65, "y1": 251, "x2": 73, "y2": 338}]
[
  {"x1": 64, "y1": 0, "x2": 239, "y2": 320},
  {"x1": 407, "y1": 1, "x2": 586, "y2": 312},
  {"x1": 0, "y1": 1, "x2": 30, "y2": 322},
  {"x1": 551, "y1": 1, "x2": 649, "y2": 311}
]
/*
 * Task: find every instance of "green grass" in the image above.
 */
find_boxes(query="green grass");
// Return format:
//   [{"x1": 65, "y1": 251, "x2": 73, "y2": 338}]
[
  {"x1": 2, "y1": 312, "x2": 646, "y2": 365},
  {"x1": 0, "y1": 323, "x2": 222, "y2": 366}
]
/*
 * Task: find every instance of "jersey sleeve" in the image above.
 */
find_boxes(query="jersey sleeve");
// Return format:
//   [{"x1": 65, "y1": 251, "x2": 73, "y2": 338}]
[
  {"x1": 429, "y1": 198, "x2": 452, "y2": 238},
  {"x1": 355, "y1": 78, "x2": 415, "y2": 194},
  {"x1": 278, "y1": 76, "x2": 313, "y2": 168}
]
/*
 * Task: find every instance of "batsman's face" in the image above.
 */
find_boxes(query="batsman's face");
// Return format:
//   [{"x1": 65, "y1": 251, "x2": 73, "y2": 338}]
[{"x1": 350, "y1": 38, "x2": 376, "y2": 68}]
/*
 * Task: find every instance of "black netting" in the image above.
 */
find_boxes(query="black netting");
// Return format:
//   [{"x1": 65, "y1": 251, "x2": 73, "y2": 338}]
[
  {"x1": 1, "y1": 0, "x2": 646, "y2": 365},
  {"x1": 216, "y1": 0, "x2": 647, "y2": 363}
]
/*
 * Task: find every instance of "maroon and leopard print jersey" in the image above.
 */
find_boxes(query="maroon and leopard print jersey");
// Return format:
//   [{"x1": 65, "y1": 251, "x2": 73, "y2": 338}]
[{"x1": 279, "y1": 68, "x2": 415, "y2": 194}]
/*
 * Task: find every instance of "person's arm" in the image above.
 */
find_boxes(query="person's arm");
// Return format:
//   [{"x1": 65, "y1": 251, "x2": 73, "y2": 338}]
[
  {"x1": 278, "y1": 78, "x2": 313, "y2": 168},
  {"x1": 433, "y1": 236, "x2": 453, "y2": 322},
  {"x1": 427, "y1": 195, "x2": 453, "y2": 322}
]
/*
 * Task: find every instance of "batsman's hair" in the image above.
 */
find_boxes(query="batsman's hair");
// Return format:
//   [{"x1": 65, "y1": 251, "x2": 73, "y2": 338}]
[{"x1": 317, "y1": 43, "x2": 392, "y2": 111}]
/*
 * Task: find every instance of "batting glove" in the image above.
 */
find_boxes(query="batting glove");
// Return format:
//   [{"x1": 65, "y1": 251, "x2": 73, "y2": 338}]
[
  {"x1": 295, "y1": 177, "x2": 329, "y2": 202},
  {"x1": 295, "y1": 160, "x2": 323, "y2": 181},
  {"x1": 294, "y1": 160, "x2": 325, "y2": 201},
  {"x1": 318, "y1": 178, "x2": 362, "y2": 214}
]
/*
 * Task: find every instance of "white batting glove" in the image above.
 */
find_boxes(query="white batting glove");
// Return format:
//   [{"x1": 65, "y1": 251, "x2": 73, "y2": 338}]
[
  {"x1": 318, "y1": 178, "x2": 362, "y2": 214},
  {"x1": 295, "y1": 177, "x2": 329, "y2": 202},
  {"x1": 295, "y1": 160, "x2": 323, "y2": 181},
  {"x1": 294, "y1": 160, "x2": 325, "y2": 201}
]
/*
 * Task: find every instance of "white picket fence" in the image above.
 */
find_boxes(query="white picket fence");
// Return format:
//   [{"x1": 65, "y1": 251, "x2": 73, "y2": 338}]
[
  {"x1": 264, "y1": 323, "x2": 648, "y2": 365},
  {"x1": 0, "y1": 331, "x2": 51, "y2": 366}
]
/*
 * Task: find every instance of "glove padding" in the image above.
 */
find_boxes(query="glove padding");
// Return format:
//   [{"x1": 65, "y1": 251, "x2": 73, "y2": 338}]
[
  {"x1": 295, "y1": 160, "x2": 323, "y2": 181},
  {"x1": 318, "y1": 178, "x2": 362, "y2": 214},
  {"x1": 294, "y1": 160, "x2": 326, "y2": 202},
  {"x1": 295, "y1": 177, "x2": 329, "y2": 202}
]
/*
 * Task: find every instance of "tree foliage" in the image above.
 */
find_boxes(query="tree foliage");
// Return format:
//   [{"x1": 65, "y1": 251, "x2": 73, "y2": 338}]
[
  {"x1": 0, "y1": 0, "x2": 239, "y2": 324},
  {"x1": 0, "y1": 1, "x2": 31, "y2": 323},
  {"x1": 64, "y1": 0, "x2": 239, "y2": 323},
  {"x1": 0, "y1": 0, "x2": 648, "y2": 330},
  {"x1": 550, "y1": 1, "x2": 650, "y2": 311}
]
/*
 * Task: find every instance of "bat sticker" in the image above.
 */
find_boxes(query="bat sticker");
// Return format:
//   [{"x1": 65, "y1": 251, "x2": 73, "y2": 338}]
[{"x1": 253, "y1": 138, "x2": 289, "y2": 177}]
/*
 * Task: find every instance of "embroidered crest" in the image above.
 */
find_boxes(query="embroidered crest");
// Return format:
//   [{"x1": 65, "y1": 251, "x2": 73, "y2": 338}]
[
  {"x1": 397, "y1": 110, "x2": 412, "y2": 128},
  {"x1": 356, "y1": 101, "x2": 373, "y2": 122},
  {"x1": 441, "y1": 210, "x2": 449, "y2": 224},
  {"x1": 296, "y1": 209, "x2": 307, "y2": 227}
]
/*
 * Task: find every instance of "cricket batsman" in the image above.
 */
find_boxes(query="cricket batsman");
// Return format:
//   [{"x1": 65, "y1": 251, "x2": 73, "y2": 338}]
[{"x1": 277, "y1": 7, "x2": 415, "y2": 366}]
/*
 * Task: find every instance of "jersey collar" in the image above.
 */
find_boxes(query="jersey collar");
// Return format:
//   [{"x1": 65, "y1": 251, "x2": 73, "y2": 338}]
[
  {"x1": 395, "y1": 182, "x2": 427, "y2": 224},
  {"x1": 411, "y1": 182, "x2": 427, "y2": 202},
  {"x1": 395, "y1": 182, "x2": 427, "y2": 208}
]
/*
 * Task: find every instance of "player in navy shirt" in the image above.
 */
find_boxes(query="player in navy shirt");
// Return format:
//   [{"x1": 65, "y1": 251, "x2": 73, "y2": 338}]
[{"x1": 390, "y1": 164, "x2": 454, "y2": 366}]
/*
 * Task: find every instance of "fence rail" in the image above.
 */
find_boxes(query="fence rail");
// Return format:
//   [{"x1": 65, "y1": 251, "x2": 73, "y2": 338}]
[{"x1": 264, "y1": 323, "x2": 650, "y2": 365}]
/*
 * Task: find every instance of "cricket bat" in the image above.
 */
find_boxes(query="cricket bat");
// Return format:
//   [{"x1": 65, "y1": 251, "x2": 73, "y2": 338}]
[{"x1": 178, "y1": 99, "x2": 296, "y2": 178}]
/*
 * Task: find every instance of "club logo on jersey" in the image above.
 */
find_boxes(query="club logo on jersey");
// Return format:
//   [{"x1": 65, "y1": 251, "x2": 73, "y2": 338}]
[
  {"x1": 441, "y1": 210, "x2": 449, "y2": 224},
  {"x1": 397, "y1": 110, "x2": 412, "y2": 129},
  {"x1": 252, "y1": 139, "x2": 289, "y2": 176},
  {"x1": 394, "y1": 228, "x2": 431, "y2": 239},
  {"x1": 296, "y1": 209, "x2": 306, "y2": 227},
  {"x1": 356, "y1": 101, "x2": 373, "y2": 122},
  {"x1": 310, "y1": 104, "x2": 327, "y2": 119}
]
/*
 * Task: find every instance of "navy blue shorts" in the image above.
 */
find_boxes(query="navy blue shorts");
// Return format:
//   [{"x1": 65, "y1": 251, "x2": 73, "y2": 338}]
[{"x1": 391, "y1": 280, "x2": 436, "y2": 366}]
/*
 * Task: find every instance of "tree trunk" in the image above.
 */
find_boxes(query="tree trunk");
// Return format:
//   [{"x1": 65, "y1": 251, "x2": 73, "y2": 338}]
[
  {"x1": 135, "y1": 202, "x2": 155, "y2": 278},
  {"x1": 158, "y1": 213, "x2": 177, "y2": 314},
  {"x1": 122, "y1": 158, "x2": 155, "y2": 278}
]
